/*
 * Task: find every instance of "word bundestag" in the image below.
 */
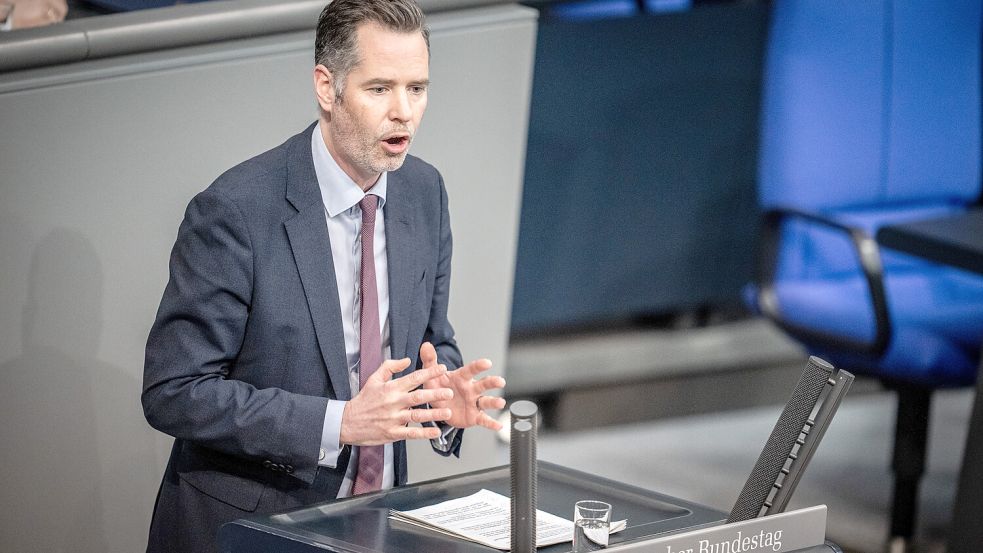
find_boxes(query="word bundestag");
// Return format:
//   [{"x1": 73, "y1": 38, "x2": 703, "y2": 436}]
[{"x1": 665, "y1": 529, "x2": 784, "y2": 553}]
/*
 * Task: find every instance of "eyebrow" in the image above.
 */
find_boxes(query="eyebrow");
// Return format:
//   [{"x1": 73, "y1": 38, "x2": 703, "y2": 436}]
[{"x1": 362, "y1": 78, "x2": 431, "y2": 87}]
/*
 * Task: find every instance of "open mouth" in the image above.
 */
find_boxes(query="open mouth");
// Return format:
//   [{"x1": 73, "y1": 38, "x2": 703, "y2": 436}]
[{"x1": 381, "y1": 134, "x2": 411, "y2": 154}]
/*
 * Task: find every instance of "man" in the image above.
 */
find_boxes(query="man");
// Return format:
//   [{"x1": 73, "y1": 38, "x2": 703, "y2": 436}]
[{"x1": 142, "y1": 1, "x2": 506, "y2": 551}]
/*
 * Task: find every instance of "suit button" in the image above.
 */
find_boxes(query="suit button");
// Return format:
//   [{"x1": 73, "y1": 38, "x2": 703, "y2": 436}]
[
  {"x1": 285, "y1": 465, "x2": 294, "y2": 474},
  {"x1": 263, "y1": 460, "x2": 272, "y2": 469}
]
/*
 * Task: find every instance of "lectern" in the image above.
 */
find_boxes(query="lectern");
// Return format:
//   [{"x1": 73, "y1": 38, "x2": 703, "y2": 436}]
[
  {"x1": 219, "y1": 462, "x2": 721, "y2": 552},
  {"x1": 219, "y1": 462, "x2": 839, "y2": 553}
]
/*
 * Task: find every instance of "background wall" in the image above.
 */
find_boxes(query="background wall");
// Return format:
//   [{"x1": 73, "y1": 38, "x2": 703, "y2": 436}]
[
  {"x1": 511, "y1": 3, "x2": 768, "y2": 335},
  {"x1": 0, "y1": 4, "x2": 536, "y2": 552}
]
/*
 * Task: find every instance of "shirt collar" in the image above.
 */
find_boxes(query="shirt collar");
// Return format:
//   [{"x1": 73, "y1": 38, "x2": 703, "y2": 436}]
[{"x1": 311, "y1": 123, "x2": 388, "y2": 218}]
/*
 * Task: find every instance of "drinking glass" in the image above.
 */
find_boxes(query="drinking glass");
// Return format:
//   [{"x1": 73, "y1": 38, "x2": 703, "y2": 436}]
[{"x1": 572, "y1": 500, "x2": 611, "y2": 552}]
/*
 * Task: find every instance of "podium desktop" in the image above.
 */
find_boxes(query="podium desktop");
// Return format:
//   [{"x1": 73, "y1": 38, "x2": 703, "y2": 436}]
[{"x1": 218, "y1": 462, "x2": 839, "y2": 553}]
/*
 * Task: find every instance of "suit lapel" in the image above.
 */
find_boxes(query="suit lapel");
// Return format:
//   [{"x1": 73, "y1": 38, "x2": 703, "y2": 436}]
[
  {"x1": 283, "y1": 126, "x2": 352, "y2": 400},
  {"x1": 385, "y1": 171, "x2": 421, "y2": 362}
]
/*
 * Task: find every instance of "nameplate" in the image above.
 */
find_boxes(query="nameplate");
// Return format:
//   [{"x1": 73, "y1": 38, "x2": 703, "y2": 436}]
[{"x1": 607, "y1": 505, "x2": 827, "y2": 553}]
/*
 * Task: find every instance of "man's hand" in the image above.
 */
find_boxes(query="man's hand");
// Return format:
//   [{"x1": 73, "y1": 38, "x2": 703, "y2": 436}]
[
  {"x1": 420, "y1": 342, "x2": 507, "y2": 430},
  {"x1": 340, "y1": 358, "x2": 455, "y2": 446}
]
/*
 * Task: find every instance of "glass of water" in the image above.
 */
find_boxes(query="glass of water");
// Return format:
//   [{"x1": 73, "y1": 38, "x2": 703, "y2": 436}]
[{"x1": 572, "y1": 500, "x2": 611, "y2": 552}]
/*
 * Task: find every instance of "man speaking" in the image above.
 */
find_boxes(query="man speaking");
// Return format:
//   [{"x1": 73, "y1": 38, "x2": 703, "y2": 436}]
[{"x1": 141, "y1": 1, "x2": 506, "y2": 551}]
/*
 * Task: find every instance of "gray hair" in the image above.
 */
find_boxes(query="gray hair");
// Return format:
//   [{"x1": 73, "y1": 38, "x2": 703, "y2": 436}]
[{"x1": 314, "y1": 0, "x2": 430, "y2": 99}]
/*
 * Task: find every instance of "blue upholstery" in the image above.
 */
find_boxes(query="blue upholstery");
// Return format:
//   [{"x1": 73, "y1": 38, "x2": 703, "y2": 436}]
[
  {"x1": 643, "y1": 0, "x2": 692, "y2": 14},
  {"x1": 548, "y1": 0, "x2": 691, "y2": 21},
  {"x1": 83, "y1": 0, "x2": 211, "y2": 11},
  {"x1": 548, "y1": 0, "x2": 640, "y2": 21},
  {"x1": 755, "y1": 0, "x2": 983, "y2": 387}
]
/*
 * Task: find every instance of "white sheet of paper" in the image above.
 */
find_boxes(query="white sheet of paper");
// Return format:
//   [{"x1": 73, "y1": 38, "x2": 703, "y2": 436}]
[{"x1": 389, "y1": 489, "x2": 626, "y2": 550}]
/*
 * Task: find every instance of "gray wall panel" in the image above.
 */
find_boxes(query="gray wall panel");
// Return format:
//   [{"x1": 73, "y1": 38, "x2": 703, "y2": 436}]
[
  {"x1": 0, "y1": 0, "x2": 519, "y2": 72},
  {"x1": 0, "y1": 5, "x2": 535, "y2": 551}
]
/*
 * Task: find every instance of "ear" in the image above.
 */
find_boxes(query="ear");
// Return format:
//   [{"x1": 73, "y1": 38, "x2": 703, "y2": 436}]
[{"x1": 314, "y1": 64, "x2": 336, "y2": 113}]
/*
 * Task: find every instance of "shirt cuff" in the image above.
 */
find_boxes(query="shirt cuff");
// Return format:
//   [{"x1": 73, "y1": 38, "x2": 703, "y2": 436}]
[
  {"x1": 318, "y1": 400, "x2": 346, "y2": 467},
  {"x1": 430, "y1": 421, "x2": 460, "y2": 453}
]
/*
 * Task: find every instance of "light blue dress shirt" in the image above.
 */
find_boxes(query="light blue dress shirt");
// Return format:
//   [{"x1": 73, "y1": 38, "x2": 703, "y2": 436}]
[
  {"x1": 311, "y1": 124, "x2": 394, "y2": 497},
  {"x1": 311, "y1": 125, "x2": 454, "y2": 498}
]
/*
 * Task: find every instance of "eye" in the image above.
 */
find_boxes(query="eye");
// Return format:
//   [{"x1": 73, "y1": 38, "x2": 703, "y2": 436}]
[
  {"x1": 409, "y1": 85, "x2": 427, "y2": 95},
  {"x1": 369, "y1": 86, "x2": 388, "y2": 94}
]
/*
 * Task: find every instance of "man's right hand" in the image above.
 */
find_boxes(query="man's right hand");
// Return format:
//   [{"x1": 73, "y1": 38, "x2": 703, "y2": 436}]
[{"x1": 339, "y1": 358, "x2": 454, "y2": 446}]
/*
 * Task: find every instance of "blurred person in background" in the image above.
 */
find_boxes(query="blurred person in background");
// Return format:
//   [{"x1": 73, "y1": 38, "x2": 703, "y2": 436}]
[{"x1": 1, "y1": 0, "x2": 67, "y2": 30}]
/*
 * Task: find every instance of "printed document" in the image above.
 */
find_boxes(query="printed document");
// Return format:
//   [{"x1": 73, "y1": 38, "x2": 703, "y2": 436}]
[{"x1": 389, "y1": 488, "x2": 626, "y2": 550}]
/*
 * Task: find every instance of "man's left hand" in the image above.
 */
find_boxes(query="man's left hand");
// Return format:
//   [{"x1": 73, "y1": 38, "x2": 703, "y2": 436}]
[{"x1": 419, "y1": 342, "x2": 506, "y2": 430}]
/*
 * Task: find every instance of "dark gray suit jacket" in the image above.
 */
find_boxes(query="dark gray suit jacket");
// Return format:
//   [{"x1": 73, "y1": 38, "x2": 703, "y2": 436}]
[{"x1": 142, "y1": 123, "x2": 463, "y2": 553}]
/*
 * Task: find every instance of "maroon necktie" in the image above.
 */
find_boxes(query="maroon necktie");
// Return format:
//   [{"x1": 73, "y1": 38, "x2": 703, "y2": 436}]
[{"x1": 353, "y1": 194, "x2": 385, "y2": 495}]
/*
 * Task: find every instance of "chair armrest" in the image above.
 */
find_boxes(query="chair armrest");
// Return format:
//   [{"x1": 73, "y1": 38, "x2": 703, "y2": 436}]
[{"x1": 756, "y1": 207, "x2": 892, "y2": 356}]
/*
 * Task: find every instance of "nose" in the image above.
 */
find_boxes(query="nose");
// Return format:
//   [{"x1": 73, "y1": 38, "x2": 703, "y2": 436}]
[{"x1": 389, "y1": 90, "x2": 412, "y2": 122}]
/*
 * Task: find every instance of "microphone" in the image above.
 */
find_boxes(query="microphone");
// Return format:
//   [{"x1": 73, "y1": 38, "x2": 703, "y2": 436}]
[
  {"x1": 510, "y1": 400, "x2": 539, "y2": 553},
  {"x1": 728, "y1": 356, "x2": 854, "y2": 522}
]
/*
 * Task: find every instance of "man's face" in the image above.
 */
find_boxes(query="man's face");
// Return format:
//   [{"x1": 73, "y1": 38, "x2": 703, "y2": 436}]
[{"x1": 318, "y1": 23, "x2": 430, "y2": 188}]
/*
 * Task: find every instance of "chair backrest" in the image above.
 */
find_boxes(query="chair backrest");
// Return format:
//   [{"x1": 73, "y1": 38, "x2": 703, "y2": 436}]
[{"x1": 759, "y1": 0, "x2": 982, "y2": 214}]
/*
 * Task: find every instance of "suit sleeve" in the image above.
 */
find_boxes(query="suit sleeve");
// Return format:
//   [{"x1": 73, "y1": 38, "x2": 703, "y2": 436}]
[
  {"x1": 425, "y1": 171, "x2": 465, "y2": 457},
  {"x1": 142, "y1": 188, "x2": 327, "y2": 483}
]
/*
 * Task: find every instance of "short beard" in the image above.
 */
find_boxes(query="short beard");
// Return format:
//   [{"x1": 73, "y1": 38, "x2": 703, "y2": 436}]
[{"x1": 333, "y1": 97, "x2": 412, "y2": 176}]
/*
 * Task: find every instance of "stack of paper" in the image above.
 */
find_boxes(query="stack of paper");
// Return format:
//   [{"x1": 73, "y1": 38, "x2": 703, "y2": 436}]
[{"x1": 389, "y1": 489, "x2": 626, "y2": 550}]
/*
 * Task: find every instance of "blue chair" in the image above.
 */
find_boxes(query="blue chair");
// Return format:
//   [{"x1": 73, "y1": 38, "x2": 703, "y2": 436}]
[
  {"x1": 749, "y1": 0, "x2": 983, "y2": 548},
  {"x1": 546, "y1": 0, "x2": 640, "y2": 21},
  {"x1": 80, "y1": 0, "x2": 211, "y2": 12}
]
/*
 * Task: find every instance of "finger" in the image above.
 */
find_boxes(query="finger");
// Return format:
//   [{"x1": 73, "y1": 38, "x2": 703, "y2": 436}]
[
  {"x1": 391, "y1": 425, "x2": 443, "y2": 441},
  {"x1": 456, "y1": 358, "x2": 493, "y2": 380},
  {"x1": 52, "y1": 1, "x2": 68, "y2": 19},
  {"x1": 419, "y1": 342, "x2": 438, "y2": 369},
  {"x1": 406, "y1": 387, "x2": 453, "y2": 407},
  {"x1": 396, "y1": 363, "x2": 447, "y2": 392},
  {"x1": 477, "y1": 395, "x2": 507, "y2": 411},
  {"x1": 404, "y1": 407, "x2": 452, "y2": 424},
  {"x1": 373, "y1": 358, "x2": 412, "y2": 383},
  {"x1": 475, "y1": 376, "x2": 507, "y2": 394},
  {"x1": 420, "y1": 366, "x2": 449, "y2": 390},
  {"x1": 477, "y1": 412, "x2": 504, "y2": 431}
]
